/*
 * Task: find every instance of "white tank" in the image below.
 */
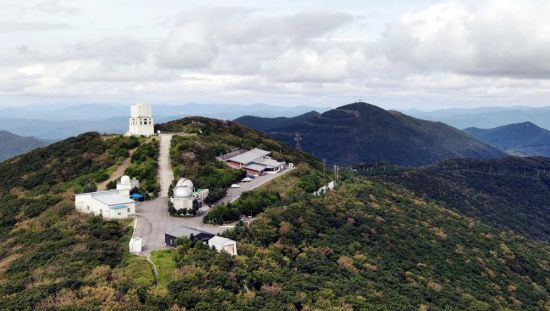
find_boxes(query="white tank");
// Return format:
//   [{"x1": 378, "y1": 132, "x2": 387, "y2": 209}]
[{"x1": 120, "y1": 175, "x2": 131, "y2": 185}]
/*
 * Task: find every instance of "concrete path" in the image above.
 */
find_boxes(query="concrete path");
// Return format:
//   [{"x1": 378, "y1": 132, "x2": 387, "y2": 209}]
[{"x1": 97, "y1": 148, "x2": 136, "y2": 190}]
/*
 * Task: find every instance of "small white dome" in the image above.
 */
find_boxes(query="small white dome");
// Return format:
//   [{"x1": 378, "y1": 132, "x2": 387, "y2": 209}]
[
  {"x1": 121, "y1": 175, "x2": 131, "y2": 185},
  {"x1": 174, "y1": 186, "x2": 192, "y2": 198}
]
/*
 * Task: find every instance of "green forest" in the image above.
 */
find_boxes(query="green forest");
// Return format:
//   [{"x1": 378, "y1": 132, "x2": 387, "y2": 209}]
[{"x1": 0, "y1": 122, "x2": 549, "y2": 310}]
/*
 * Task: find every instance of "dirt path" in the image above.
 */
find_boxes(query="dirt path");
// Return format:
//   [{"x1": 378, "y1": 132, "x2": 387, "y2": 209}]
[{"x1": 97, "y1": 148, "x2": 137, "y2": 190}]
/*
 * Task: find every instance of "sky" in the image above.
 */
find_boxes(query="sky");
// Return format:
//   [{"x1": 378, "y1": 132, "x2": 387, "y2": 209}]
[{"x1": 1, "y1": 0, "x2": 550, "y2": 110}]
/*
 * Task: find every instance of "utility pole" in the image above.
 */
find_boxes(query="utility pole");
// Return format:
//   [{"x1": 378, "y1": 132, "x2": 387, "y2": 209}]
[
  {"x1": 323, "y1": 159, "x2": 326, "y2": 175},
  {"x1": 334, "y1": 165, "x2": 339, "y2": 183},
  {"x1": 294, "y1": 132, "x2": 302, "y2": 150}
]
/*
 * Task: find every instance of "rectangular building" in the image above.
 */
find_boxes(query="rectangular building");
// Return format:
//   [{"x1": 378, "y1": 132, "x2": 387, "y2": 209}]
[
  {"x1": 224, "y1": 148, "x2": 285, "y2": 176},
  {"x1": 75, "y1": 190, "x2": 136, "y2": 219}
]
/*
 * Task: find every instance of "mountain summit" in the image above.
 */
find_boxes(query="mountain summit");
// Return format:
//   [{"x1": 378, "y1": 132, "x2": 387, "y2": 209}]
[
  {"x1": 464, "y1": 122, "x2": 550, "y2": 156},
  {"x1": 236, "y1": 102, "x2": 504, "y2": 166}
]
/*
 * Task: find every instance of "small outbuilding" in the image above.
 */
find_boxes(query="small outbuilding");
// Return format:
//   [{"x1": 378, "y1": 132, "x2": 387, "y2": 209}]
[
  {"x1": 164, "y1": 226, "x2": 214, "y2": 247},
  {"x1": 164, "y1": 226, "x2": 238, "y2": 255},
  {"x1": 129, "y1": 237, "x2": 142, "y2": 253},
  {"x1": 208, "y1": 236, "x2": 238, "y2": 256}
]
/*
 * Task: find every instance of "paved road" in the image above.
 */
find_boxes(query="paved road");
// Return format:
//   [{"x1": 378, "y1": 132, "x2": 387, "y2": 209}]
[
  {"x1": 134, "y1": 134, "x2": 229, "y2": 256},
  {"x1": 133, "y1": 134, "x2": 293, "y2": 256},
  {"x1": 215, "y1": 167, "x2": 295, "y2": 205}
]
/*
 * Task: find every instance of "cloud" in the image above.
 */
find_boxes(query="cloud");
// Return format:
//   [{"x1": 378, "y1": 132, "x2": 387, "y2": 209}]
[
  {"x1": 157, "y1": 6, "x2": 354, "y2": 81},
  {"x1": 0, "y1": 22, "x2": 70, "y2": 32},
  {"x1": 383, "y1": 0, "x2": 550, "y2": 78}
]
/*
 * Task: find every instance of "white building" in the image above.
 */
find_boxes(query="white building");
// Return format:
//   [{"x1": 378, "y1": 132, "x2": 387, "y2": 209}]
[
  {"x1": 75, "y1": 176, "x2": 136, "y2": 219},
  {"x1": 126, "y1": 103, "x2": 154, "y2": 137},
  {"x1": 116, "y1": 175, "x2": 139, "y2": 196},
  {"x1": 171, "y1": 178, "x2": 194, "y2": 210},
  {"x1": 224, "y1": 148, "x2": 285, "y2": 176},
  {"x1": 208, "y1": 236, "x2": 238, "y2": 256}
]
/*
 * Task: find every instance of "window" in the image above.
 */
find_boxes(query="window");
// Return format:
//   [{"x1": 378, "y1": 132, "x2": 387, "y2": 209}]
[
  {"x1": 127, "y1": 208, "x2": 130, "y2": 213},
  {"x1": 118, "y1": 212, "x2": 121, "y2": 216}
]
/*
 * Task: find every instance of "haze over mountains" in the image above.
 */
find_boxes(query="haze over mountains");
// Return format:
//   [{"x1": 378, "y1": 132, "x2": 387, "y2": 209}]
[
  {"x1": 0, "y1": 103, "x2": 324, "y2": 140},
  {"x1": 408, "y1": 106, "x2": 550, "y2": 130},
  {"x1": 0, "y1": 131, "x2": 50, "y2": 161},
  {"x1": 465, "y1": 122, "x2": 550, "y2": 157},
  {"x1": 236, "y1": 102, "x2": 505, "y2": 166}
]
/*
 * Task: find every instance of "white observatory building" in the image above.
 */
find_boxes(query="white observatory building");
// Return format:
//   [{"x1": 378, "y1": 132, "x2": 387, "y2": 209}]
[
  {"x1": 171, "y1": 178, "x2": 194, "y2": 210},
  {"x1": 127, "y1": 103, "x2": 154, "y2": 137}
]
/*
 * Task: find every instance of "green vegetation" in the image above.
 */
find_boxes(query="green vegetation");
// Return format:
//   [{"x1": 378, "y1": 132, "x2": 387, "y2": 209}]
[
  {"x1": 161, "y1": 117, "x2": 319, "y2": 204},
  {"x1": 376, "y1": 157, "x2": 550, "y2": 241},
  {"x1": 151, "y1": 249, "x2": 177, "y2": 290},
  {"x1": 204, "y1": 163, "x2": 328, "y2": 224},
  {"x1": 2, "y1": 121, "x2": 550, "y2": 310},
  {"x1": 124, "y1": 139, "x2": 160, "y2": 199},
  {"x1": 165, "y1": 176, "x2": 550, "y2": 310},
  {"x1": 204, "y1": 190, "x2": 281, "y2": 224},
  {"x1": 0, "y1": 133, "x2": 150, "y2": 309}
]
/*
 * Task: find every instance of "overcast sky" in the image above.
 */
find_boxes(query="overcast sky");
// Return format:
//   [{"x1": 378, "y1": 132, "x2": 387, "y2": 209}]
[{"x1": 2, "y1": 0, "x2": 550, "y2": 110}]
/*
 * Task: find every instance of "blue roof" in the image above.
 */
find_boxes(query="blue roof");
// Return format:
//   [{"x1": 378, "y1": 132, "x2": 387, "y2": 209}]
[
  {"x1": 111, "y1": 204, "x2": 129, "y2": 210},
  {"x1": 130, "y1": 193, "x2": 144, "y2": 199}
]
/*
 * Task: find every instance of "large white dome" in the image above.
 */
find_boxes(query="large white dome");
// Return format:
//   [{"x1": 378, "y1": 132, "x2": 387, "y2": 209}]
[
  {"x1": 120, "y1": 175, "x2": 131, "y2": 185},
  {"x1": 174, "y1": 186, "x2": 192, "y2": 198},
  {"x1": 176, "y1": 178, "x2": 193, "y2": 189}
]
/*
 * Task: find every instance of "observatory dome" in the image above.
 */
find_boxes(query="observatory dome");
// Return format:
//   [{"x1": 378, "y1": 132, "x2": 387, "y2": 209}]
[
  {"x1": 174, "y1": 186, "x2": 193, "y2": 198},
  {"x1": 176, "y1": 178, "x2": 194, "y2": 189},
  {"x1": 121, "y1": 175, "x2": 131, "y2": 185}
]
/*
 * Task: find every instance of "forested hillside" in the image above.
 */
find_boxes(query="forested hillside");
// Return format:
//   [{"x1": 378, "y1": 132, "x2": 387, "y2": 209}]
[
  {"x1": 0, "y1": 130, "x2": 50, "y2": 161},
  {"x1": 0, "y1": 133, "x2": 152, "y2": 309},
  {"x1": 161, "y1": 177, "x2": 550, "y2": 310},
  {"x1": 376, "y1": 157, "x2": 550, "y2": 241},
  {"x1": 1, "y1": 123, "x2": 549, "y2": 310},
  {"x1": 465, "y1": 122, "x2": 550, "y2": 156}
]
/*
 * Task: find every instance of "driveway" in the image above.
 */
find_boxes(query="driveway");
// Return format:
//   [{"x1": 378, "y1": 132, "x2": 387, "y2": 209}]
[
  {"x1": 215, "y1": 167, "x2": 295, "y2": 205},
  {"x1": 133, "y1": 134, "x2": 294, "y2": 255}
]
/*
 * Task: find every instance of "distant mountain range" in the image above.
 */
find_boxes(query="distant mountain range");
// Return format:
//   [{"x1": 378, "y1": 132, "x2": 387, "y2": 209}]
[
  {"x1": 235, "y1": 102, "x2": 505, "y2": 166},
  {"x1": 0, "y1": 103, "x2": 325, "y2": 140},
  {"x1": 407, "y1": 106, "x2": 550, "y2": 130},
  {"x1": 0, "y1": 131, "x2": 50, "y2": 161},
  {"x1": 465, "y1": 122, "x2": 550, "y2": 156}
]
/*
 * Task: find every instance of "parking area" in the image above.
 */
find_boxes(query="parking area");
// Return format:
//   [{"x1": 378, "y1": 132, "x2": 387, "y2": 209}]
[{"x1": 214, "y1": 167, "x2": 295, "y2": 206}]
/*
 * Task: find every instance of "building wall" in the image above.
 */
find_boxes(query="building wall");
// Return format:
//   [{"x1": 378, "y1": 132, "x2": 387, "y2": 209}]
[
  {"x1": 75, "y1": 194, "x2": 136, "y2": 219},
  {"x1": 226, "y1": 161, "x2": 242, "y2": 169},
  {"x1": 128, "y1": 117, "x2": 154, "y2": 137},
  {"x1": 173, "y1": 197, "x2": 193, "y2": 210},
  {"x1": 106, "y1": 203, "x2": 135, "y2": 219},
  {"x1": 245, "y1": 168, "x2": 263, "y2": 176}
]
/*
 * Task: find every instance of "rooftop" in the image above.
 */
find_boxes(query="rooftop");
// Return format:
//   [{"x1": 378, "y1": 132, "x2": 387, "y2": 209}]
[
  {"x1": 253, "y1": 157, "x2": 284, "y2": 168},
  {"x1": 226, "y1": 148, "x2": 271, "y2": 165},
  {"x1": 166, "y1": 226, "x2": 214, "y2": 240},
  {"x1": 208, "y1": 236, "x2": 236, "y2": 246},
  {"x1": 92, "y1": 190, "x2": 134, "y2": 206}
]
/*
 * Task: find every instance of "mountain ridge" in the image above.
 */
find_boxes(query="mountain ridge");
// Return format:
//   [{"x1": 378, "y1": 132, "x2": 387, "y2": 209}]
[
  {"x1": 464, "y1": 121, "x2": 550, "y2": 156},
  {"x1": 236, "y1": 102, "x2": 505, "y2": 166},
  {"x1": 0, "y1": 130, "x2": 50, "y2": 161}
]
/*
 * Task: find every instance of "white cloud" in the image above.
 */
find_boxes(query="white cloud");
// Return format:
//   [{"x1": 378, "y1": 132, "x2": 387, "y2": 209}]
[{"x1": 383, "y1": 0, "x2": 550, "y2": 78}]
